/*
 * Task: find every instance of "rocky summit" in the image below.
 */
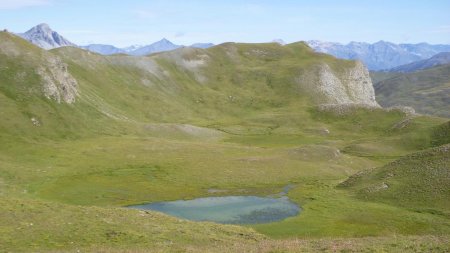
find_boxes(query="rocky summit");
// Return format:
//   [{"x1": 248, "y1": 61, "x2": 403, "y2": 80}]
[{"x1": 18, "y1": 23, "x2": 76, "y2": 49}]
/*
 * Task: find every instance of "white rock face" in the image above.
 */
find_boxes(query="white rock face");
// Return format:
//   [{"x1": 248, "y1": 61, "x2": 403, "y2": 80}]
[
  {"x1": 36, "y1": 56, "x2": 78, "y2": 103},
  {"x1": 342, "y1": 61, "x2": 378, "y2": 106},
  {"x1": 297, "y1": 61, "x2": 379, "y2": 107},
  {"x1": 18, "y1": 23, "x2": 76, "y2": 50}
]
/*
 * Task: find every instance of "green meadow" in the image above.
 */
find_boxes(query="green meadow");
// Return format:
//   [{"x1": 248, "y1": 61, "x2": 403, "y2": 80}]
[{"x1": 0, "y1": 32, "x2": 449, "y2": 252}]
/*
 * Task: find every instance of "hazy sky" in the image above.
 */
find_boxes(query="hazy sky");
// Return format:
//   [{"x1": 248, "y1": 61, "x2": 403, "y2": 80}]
[{"x1": 1, "y1": 0, "x2": 450, "y2": 47}]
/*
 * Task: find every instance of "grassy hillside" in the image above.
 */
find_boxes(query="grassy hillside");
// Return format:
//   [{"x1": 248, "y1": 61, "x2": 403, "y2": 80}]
[
  {"x1": 0, "y1": 32, "x2": 362, "y2": 138},
  {"x1": 0, "y1": 197, "x2": 263, "y2": 252},
  {"x1": 1, "y1": 32, "x2": 450, "y2": 252},
  {"x1": 340, "y1": 144, "x2": 450, "y2": 216},
  {"x1": 370, "y1": 71, "x2": 398, "y2": 83},
  {"x1": 373, "y1": 64, "x2": 450, "y2": 118},
  {"x1": 2, "y1": 198, "x2": 449, "y2": 252}
]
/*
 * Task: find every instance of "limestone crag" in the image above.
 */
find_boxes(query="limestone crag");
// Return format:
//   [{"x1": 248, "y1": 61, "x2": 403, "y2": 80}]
[
  {"x1": 342, "y1": 61, "x2": 378, "y2": 106},
  {"x1": 297, "y1": 61, "x2": 379, "y2": 107},
  {"x1": 37, "y1": 56, "x2": 78, "y2": 103}
]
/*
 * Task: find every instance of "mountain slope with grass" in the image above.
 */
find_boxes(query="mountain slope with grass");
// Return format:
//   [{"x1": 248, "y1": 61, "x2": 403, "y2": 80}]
[
  {"x1": 340, "y1": 143, "x2": 450, "y2": 217},
  {"x1": 373, "y1": 64, "x2": 450, "y2": 118},
  {"x1": 1, "y1": 31, "x2": 450, "y2": 252},
  {"x1": 0, "y1": 31, "x2": 379, "y2": 139},
  {"x1": 389, "y1": 52, "x2": 450, "y2": 73}
]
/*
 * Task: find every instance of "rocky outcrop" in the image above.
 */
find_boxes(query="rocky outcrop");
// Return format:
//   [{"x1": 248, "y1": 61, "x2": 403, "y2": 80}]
[
  {"x1": 297, "y1": 61, "x2": 379, "y2": 107},
  {"x1": 317, "y1": 103, "x2": 379, "y2": 115},
  {"x1": 0, "y1": 32, "x2": 78, "y2": 104},
  {"x1": 36, "y1": 56, "x2": 78, "y2": 103},
  {"x1": 342, "y1": 61, "x2": 378, "y2": 106}
]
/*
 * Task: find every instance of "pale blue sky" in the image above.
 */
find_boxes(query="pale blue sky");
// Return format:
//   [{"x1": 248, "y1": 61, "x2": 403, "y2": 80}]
[{"x1": 1, "y1": 0, "x2": 449, "y2": 47}]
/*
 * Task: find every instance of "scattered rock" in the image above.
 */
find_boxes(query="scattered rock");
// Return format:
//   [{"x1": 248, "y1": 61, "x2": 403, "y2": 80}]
[
  {"x1": 387, "y1": 106, "x2": 416, "y2": 115},
  {"x1": 288, "y1": 145, "x2": 341, "y2": 161},
  {"x1": 367, "y1": 182, "x2": 389, "y2": 192},
  {"x1": 30, "y1": 117, "x2": 40, "y2": 126},
  {"x1": 317, "y1": 103, "x2": 377, "y2": 115},
  {"x1": 36, "y1": 56, "x2": 78, "y2": 103}
]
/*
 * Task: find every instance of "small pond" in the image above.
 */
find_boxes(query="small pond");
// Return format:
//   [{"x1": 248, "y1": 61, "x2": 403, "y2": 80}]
[{"x1": 129, "y1": 195, "x2": 300, "y2": 224}]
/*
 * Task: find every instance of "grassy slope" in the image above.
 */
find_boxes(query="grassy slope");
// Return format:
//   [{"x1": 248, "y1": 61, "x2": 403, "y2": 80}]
[
  {"x1": 372, "y1": 64, "x2": 450, "y2": 118},
  {"x1": 340, "y1": 144, "x2": 450, "y2": 217},
  {"x1": 1, "y1": 32, "x2": 450, "y2": 251},
  {"x1": 370, "y1": 71, "x2": 399, "y2": 83},
  {"x1": 2, "y1": 197, "x2": 448, "y2": 252},
  {"x1": 0, "y1": 197, "x2": 263, "y2": 252}
]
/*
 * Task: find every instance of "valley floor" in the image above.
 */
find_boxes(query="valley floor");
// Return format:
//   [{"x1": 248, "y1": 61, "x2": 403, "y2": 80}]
[{"x1": 1, "y1": 108, "x2": 450, "y2": 252}]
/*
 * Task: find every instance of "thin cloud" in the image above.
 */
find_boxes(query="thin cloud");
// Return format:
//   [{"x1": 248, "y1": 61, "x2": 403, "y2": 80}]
[{"x1": 0, "y1": 0, "x2": 51, "y2": 9}]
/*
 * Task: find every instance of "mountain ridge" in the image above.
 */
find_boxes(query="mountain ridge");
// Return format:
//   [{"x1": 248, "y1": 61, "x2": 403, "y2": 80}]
[
  {"x1": 17, "y1": 24, "x2": 215, "y2": 56},
  {"x1": 307, "y1": 40, "x2": 450, "y2": 70},
  {"x1": 0, "y1": 31, "x2": 379, "y2": 134},
  {"x1": 127, "y1": 38, "x2": 183, "y2": 56},
  {"x1": 388, "y1": 52, "x2": 450, "y2": 73},
  {"x1": 17, "y1": 23, "x2": 450, "y2": 67}
]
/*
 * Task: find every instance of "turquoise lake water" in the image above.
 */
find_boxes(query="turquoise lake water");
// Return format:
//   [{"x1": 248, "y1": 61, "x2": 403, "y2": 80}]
[{"x1": 130, "y1": 195, "x2": 300, "y2": 224}]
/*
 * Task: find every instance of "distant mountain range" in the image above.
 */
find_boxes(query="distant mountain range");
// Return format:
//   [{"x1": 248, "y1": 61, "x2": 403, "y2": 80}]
[
  {"x1": 307, "y1": 40, "x2": 450, "y2": 70},
  {"x1": 17, "y1": 23, "x2": 214, "y2": 56},
  {"x1": 127, "y1": 38, "x2": 183, "y2": 56},
  {"x1": 80, "y1": 44, "x2": 125, "y2": 55},
  {"x1": 80, "y1": 41, "x2": 215, "y2": 56},
  {"x1": 388, "y1": 52, "x2": 450, "y2": 73},
  {"x1": 16, "y1": 24, "x2": 450, "y2": 70}
]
